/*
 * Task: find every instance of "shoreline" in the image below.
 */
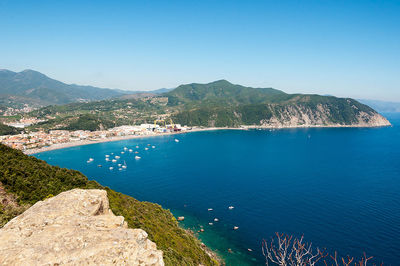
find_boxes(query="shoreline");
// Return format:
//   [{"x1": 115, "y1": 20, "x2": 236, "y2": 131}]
[{"x1": 23, "y1": 123, "x2": 391, "y2": 155}]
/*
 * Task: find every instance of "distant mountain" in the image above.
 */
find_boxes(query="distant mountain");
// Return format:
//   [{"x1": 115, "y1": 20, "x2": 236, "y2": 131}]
[
  {"x1": 119, "y1": 87, "x2": 173, "y2": 99},
  {"x1": 358, "y1": 99, "x2": 400, "y2": 113},
  {"x1": 0, "y1": 69, "x2": 127, "y2": 107}
]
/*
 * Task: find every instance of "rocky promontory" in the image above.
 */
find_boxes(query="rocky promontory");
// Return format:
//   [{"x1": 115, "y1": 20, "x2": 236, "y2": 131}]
[{"x1": 0, "y1": 189, "x2": 164, "y2": 265}]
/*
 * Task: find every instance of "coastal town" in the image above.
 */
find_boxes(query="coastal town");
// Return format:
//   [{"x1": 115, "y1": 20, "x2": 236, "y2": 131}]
[{"x1": 0, "y1": 123, "x2": 189, "y2": 152}]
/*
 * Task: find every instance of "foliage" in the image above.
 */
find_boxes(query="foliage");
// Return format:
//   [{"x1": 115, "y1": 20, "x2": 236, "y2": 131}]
[
  {"x1": 0, "y1": 144, "x2": 218, "y2": 265},
  {"x1": 0, "y1": 123, "x2": 21, "y2": 136}
]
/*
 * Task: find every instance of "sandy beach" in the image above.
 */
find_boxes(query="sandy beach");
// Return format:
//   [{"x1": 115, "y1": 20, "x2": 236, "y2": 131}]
[{"x1": 23, "y1": 122, "x2": 391, "y2": 155}]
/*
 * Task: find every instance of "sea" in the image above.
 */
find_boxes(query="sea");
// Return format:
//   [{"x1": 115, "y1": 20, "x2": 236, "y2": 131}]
[{"x1": 34, "y1": 113, "x2": 400, "y2": 265}]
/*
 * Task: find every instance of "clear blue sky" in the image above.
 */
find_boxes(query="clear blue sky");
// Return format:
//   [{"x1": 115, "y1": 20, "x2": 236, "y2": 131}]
[{"x1": 1, "y1": 0, "x2": 399, "y2": 101}]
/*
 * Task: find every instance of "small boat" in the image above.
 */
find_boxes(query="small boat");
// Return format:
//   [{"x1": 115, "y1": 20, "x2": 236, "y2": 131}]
[
  {"x1": 135, "y1": 151, "x2": 139, "y2": 154},
  {"x1": 152, "y1": 146, "x2": 155, "y2": 148},
  {"x1": 175, "y1": 139, "x2": 179, "y2": 142},
  {"x1": 109, "y1": 167, "x2": 113, "y2": 170},
  {"x1": 88, "y1": 158, "x2": 94, "y2": 162},
  {"x1": 228, "y1": 206, "x2": 234, "y2": 210},
  {"x1": 208, "y1": 222, "x2": 213, "y2": 226},
  {"x1": 177, "y1": 216, "x2": 185, "y2": 221},
  {"x1": 136, "y1": 146, "x2": 139, "y2": 148},
  {"x1": 233, "y1": 226, "x2": 239, "y2": 230},
  {"x1": 112, "y1": 159, "x2": 117, "y2": 163},
  {"x1": 248, "y1": 249, "x2": 253, "y2": 252},
  {"x1": 118, "y1": 163, "x2": 122, "y2": 167},
  {"x1": 97, "y1": 164, "x2": 102, "y2": 167},
  {"x1": 129, "y1": 149, "x2": 133, "y2": 152},
  {"x1": 105, "y1": 158, "x2": 109, "y2": 161},
  {"x1": 115, "y1": 156, "x2": 120, "y2": 159},
  {"x1": 200, "y1": 228, "x2": 205, "y2": 232},
  {"x1": 111, "y1": 153, "x2": 114, "y2": 155},
  {"x1": 135, "y1": 156, "x2": 141, "y2": 160},
  {"x1": 147, "y1": 144, "x2": 151, "y2": 146},
  {"x1": 208, "y1": 208, "x2": 213, "y2": 211},
  {"x1": 119, "y1": 168, "x2": 123, "y2": 171},
  {"x1": 214, "y1": 218, "x2": 219, "y2": 222},
  {"x1": 121, "y1": 151, "x2": 125, "y2": 154},
  {"x1": 122, "y1": 161, "x2": 127, "y2": 169},
  {"x1": 86, "y1": 160, "x2": 91, "y2": 163},
  {"x1": 124, "y1": 147, "x2": 128, "y2": 151},
  {"x1": 145, "y1": 147, "x2": 149, "y2": 150},
  {"x1": 105, "y1": 155, "x2": 109, "y2": 157}
]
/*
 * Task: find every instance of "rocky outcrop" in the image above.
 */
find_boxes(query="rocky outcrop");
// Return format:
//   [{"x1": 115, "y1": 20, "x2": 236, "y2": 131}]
[{"x1": 0, "y1": 189, "x2": 164, "y2": 265}]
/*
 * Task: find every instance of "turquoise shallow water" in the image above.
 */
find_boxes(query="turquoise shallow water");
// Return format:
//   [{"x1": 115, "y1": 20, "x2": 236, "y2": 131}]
[{"x1": 35, "y1": 113, "x2": 400, "y2": 265}]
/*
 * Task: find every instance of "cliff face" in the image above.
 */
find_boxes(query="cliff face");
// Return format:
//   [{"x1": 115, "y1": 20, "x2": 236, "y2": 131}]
[
  {"x1": 0, "y1": 189, "x2": 164, "y2": 265},
  {"x1": 253, "y1": 103, "x2": 391, "y2": 128}
]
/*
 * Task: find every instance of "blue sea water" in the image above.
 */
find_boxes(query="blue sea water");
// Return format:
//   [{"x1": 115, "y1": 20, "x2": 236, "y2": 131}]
[{"x1": 35, "y1": 113, "x2": 400, "y2": 265}]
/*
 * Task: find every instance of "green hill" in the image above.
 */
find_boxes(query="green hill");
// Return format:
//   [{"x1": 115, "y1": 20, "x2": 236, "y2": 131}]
[{"x1": 0, "y1": 144, "x2": 218, "y2": 265}]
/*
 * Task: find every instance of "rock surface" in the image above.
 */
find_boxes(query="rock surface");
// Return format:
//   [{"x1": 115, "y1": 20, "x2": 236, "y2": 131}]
[{"x1": 0, "y1": 189, "x2": 164, "y2": 266}]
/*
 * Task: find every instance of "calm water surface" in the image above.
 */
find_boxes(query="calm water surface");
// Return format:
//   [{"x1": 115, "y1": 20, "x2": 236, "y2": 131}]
[{"x1": 35, "y1": 113, "x2": 400, "y2": 265}]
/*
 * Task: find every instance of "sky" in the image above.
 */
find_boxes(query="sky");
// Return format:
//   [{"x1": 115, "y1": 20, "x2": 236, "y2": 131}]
[{"x1": 0, "y1": 0, "x2": 399, "y2": 101}]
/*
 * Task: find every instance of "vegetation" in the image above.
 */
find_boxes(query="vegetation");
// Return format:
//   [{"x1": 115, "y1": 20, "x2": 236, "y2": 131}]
[
  {"x1": 0, "y1": 123, "x2": 21, "y2": 135},
  {"x1": 262, "y1": 233, "x2": 378, "y2": 265},
  {"x1": 10, "y1": 80, "x2": 382, "y2": 131},
  {"x1": 0, "y1": 144, "x2": 218, "y2": 265}
]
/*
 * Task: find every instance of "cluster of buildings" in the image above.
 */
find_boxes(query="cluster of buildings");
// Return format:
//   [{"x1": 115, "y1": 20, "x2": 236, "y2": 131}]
[
  {"x1": 0, "y1": 123, "x2": 188, "y2": 151},
  {"x1": 4, "y1": 117, "x2": 46, "y2": 128}
]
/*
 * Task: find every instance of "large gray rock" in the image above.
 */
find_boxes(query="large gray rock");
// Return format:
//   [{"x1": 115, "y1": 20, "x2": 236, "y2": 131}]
[{"x1": 0, "y1": 189, "x2": 164, "y2": 266}]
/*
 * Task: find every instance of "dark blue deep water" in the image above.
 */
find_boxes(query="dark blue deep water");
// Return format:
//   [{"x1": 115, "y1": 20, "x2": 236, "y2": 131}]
[{"x1": 35, "y1": 113, "x2": 400, "y2": 265}]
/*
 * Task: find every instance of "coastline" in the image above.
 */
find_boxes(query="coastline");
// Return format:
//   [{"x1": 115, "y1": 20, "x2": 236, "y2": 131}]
[{"x1": 24, "y1": 123, "x2": 391, "y2": 155}]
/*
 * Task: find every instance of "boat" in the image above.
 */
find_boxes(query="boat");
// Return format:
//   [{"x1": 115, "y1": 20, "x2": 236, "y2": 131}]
[
  {"x1": 97, "y1": 165, "x2": 102, "y2": 167},
  {"x1": 208, "y1": 208, "x2": 213, "y2": 211},
  {"x1": 88, "y1": 158, "x2": 94, "y2": 162},
  {"x1": 136, "y1": 146, "x2": 139, "y2": 148},
  {"x1": 105, "y1": 155, "x2": 109, "y2": 157},
  {"x1": 135, "y1": 156, "x2": 141, "y2": 159},
  {"x1": 109, "y1": 167, "x2": 113, "y2": 170},
  {"x1": 233, "y1": 226, "x2": 239, "y2": 230},
  {"x1": 121, "y1": 151, "x2": 125, "y2": 154},
  {"x1": 124, "y1": 147, "x2": 128, "y2": 151},
  {"x1": 129, "y1": 149, "x2": 133, "y2": 152},
  {"x1": 122, "y1": 161, "x2": 127, "y2": 169},
  {"x1": 112, "y1": 159, "x2": 117, "y2": 163},
  {"x1": 145, "y1": 147, "x2": 149, "y2": 150},
  {"x1": 147, "y1": 144, "x2": 151, "y2": 146},
  {"x1": 208, "y1": 222, "x2": 213, "y2": 226},
  {"x1": 177, "y1": 216, "x2": 184, "y2": 221},
  {"x1": 105, "y1": 158, "x2": 109, "y2": 161},
  {"x1": 228, "y1": 206, "x2": 234, "y2": 210},
  {"x1": 119, "y1": 168, "x2": 122, "y2": 171},
  {"x1": 115, "y1": 156, "x2": 120, "y2": 159},
  {"x1": 118, "y1": 163, "x2": 122, "y2": 167},
  {"x1": 152, "y1": 146, "x2": 155, "y2": 148},
  {"x1": 175, "y1": 139, "x2": 179, "y2": 142},
  {"x1": 214, "y1": 218, "x2": 219, "y2": 222},
  {"x1": 135, "y1": 151, "x2": 139, "y2": 154}
]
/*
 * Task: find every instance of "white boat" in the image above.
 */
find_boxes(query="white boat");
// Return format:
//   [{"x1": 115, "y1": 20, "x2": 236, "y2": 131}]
[
  {"x1": 129, "y1": 149, "x2": 133, "y2": 152},
  {"x1": 109, "y1": 167, "x2": 113, "y2": 170},
  {"x1": 112, "y1": 159, "x2": 117, "y2": 163},
  {"x1": 105, "y1": 155, "x2": 109, "y2": 157},
  {"x1": 135, "y1": 156, "x2": 141, "y2": 160},
  {"x1": 115, "y1": 156, "x2": 120, "y2": 159},
  {"x1": 228, "y1": 206, "x2": 234, "y2": 210},
  {"x1": 175, "y1": 139, "x2": 179, "y2": 142},
  {"x1": 118, "y1": 163, "x2": 122, "y2": 167},
  {"x1": 214, "y1": 218, "x2": 219, "y2": 222},
  {"x1": 145, "y1": 147, "x2": 149, "y2": 150},
  {"x1": 124, "y1": 147, "x2": 128, "y2": 151},
  {"x1": 208, "y1": 222, "x2": 213, "y2": 226},
  {"x1": 105, "y1": 158, "x2": 109, "y2": 161},
  {"x1": 119, "y1": 168, "x2": 123, "y2": 171},
  {"x1": 86, "y1": 160, "x2": 91, "y2": 163},
  {"x1": 152, "y1": 146, "x2": 155, "y2": 148},
  {"x1": 88, "y1": 158, "x2": 94, "y2": 161},
  {"x1": 233, "y1": 226, "x2": 239, "y2": 230},
  {"x1": 208, "y1": 208, "x2": 213, "y2": 211},
  {"x1": 136, "y1": 146, "x2": 139, "y2": 148},
  {"x1": 121, "y1": 151, "x2": 125, "y2": 154},
  {"x1": 122, "y1": 161, "x2": 127, "y2": 169}
]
